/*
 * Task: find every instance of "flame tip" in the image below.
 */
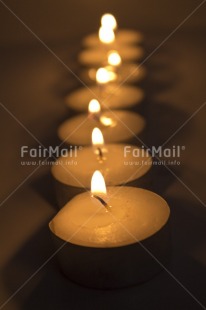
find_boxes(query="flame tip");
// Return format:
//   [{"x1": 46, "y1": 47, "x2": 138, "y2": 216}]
[
  {"x1": 96, "y1": 67, "x2": 117, "y2": 84},
  {"x1": 92, "y1": 127, "x2": 104, "y2": 145},
  {"x1": 101, "y1": 13, "x2": 117, "y2": 30},
  {"x1": 88, "y1": 99, "x2": 101, "y2": 113},
  {"x1": 107, "y1": 50, "x2": 122, "y2": 66},
  {"x1": 99, "y1": 26, "x2": 115, "y2": 44},
  {"x1": 91, "y1": 170, "x2": 107, "y2": 195}
]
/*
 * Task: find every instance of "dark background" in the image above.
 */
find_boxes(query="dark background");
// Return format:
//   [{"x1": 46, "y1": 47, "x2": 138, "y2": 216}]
[{"x1": 0, "y1": 0, "x2": 206, "y2": 309}]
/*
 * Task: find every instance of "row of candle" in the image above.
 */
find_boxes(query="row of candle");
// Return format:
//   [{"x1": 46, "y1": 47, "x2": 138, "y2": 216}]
[{"x1": 49, "y1": 14, "x2": 171, "y2": 289}]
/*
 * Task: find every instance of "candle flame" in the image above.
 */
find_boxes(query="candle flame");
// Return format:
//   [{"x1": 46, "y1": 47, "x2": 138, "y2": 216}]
[
  {"x1": 88, "y1": 99, "x2": 101, "y2": 114},
  {"x1": 99, "y1": 26, "x2": 115, "y2": 44},
  {"x1": 108, "y1": 50, "x2": 122, "y2": 66},
  {"x1": 101, "y1": 14, "x2": 117, "y2": 30},
  {"x1": 92, "y1": 127, "x2": 104, "y2": 145},
  {"x1": 91, "y1": 170, "x2": 107, "y2": 195},
  {"x1": 96, "y1": 67, "x2": 117, "y2": 84}
]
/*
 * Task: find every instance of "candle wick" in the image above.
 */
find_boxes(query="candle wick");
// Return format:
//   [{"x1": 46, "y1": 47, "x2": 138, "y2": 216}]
[
  {"x1": 94, "y1": 114, "x2": 100, "y2": 122},
  {"x1": 97, "y1": 147, "x2": 103, "y2": 160},
  {"x1": 89, "y1": 113, "x2": 100, "y2": 122},
  {"x1": 92, "y1": 194, "x2": 111, "y2": 212}
]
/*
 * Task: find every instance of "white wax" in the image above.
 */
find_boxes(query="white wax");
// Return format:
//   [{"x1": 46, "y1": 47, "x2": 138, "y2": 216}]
[
  {"x1": 52, "y1": 144, "x2": 152, "y2": 188},
  {"x1": 50, "y1": 187, "x2": 170, "y2": 247},
  {"x1": 83, "y1": 29, "x2": 144, "y2": 48},
  {"x1": 65, "y1": 85, "x2": 144, "y2": 112},
  {"x1": 78, "y1": 46, "x2": 144, "y2": 67},
  {"x1": 58, "y1": 111, "x2": 145, "y2": 145},
  {"x1": 81, "y1": 64, "x2": 146, "y2": 85}
]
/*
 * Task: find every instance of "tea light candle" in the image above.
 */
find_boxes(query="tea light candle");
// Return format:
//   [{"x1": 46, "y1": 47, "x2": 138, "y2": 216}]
[
  {"x1": 49, "y1": 171, "x2": 170, "y2": 288},
  {"x1": 83, "y1": 13, "x2": 144, "y2": 48},
  {"x1": 78, "y1": 46, "x2": 143, "y2": 67},
  {"x1": 66, "y1": 65, "x2": 144, "y2": 111},
  {"x1": 80, "y1": 50, "x2": 146, "y2": 84},
  {"x1": 83, "y1": 29, "x2": 143, "y2": 48},
  {"x1": 65, "y1": 85, "x2": 144, "y2": 112},
  {"x1": 80, "y1": 63, "x2": 146, "y2": 85},
  {"x1": 52, "y1": 128, "x2": 152, "y2": 206},
  {"x1": 58, "y1": 109, "x2": 145, "y2": 146}
]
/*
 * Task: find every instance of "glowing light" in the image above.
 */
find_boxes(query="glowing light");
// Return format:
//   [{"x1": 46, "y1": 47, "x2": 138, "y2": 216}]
[
  {"x1": 92, "y1": 127, "x2": 104, "y2": 146},
  {"x1": 96, "y1": 67, "x2": 117, "y2": 84},
  {"x1": 91, "y1": 170, "x2": 107, "y2": 195},
  {"x1": 100, "y1": 116, "x2": 113, "y2": 127},
  {"x1": 101, "y1": 14, "x2": 117, "y2": 30},
  {"x1": 108, "y1": 50, "x2": 122, "y2": 66},
  {"x1": 99, "y1": 26, "x2": 115, "y2": 44},
  {"x1": 88, "y1": 99, "x2": 101, "y2": 114}
]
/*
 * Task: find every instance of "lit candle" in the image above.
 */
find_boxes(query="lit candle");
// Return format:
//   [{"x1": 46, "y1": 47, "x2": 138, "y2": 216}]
[
  {"x1": 49, "y1": 171, "x2": 170, "y2": 288},
  {"x1": 80, "y1": 50, "x2": 146, "y2": 85},
  {"x1": 95, "y1": 66, "x2": 117, "y2": 98},
  {"x1": 88, "y1": 99, "x2": 101, "y2": 121},
  {"x1": 79, "y1": 14, "x2": 144, "y2": 67},
  {"x1": 107, "y1": 50, "x2": 122, "y2": 66},
  {"x1": 65, "y1": 67, "x2": 144, "y2": 112},
  {"x1": 98, "y1": 26, "x2": 115, "y2": 45},
  {"x1": 82, "y1": 13, "x2": 144, "y2": 48},
  {"x1": 96, "y1": 67, "x2": 117, "y2": 89},
  {"x1": 78, "y1": 45, "x2": 143, "y2": 67},
  {"x1": 91, "y1": 127, "x2": 105, "y2": 161},
  {"x1": 101, "y1": 13, "x2": 117, "y2": 30},
  {"x1": 52, "y1": 127, "x2": 152, "y2": 207},
  {"x1": 58, "y1": 102, "x2": 145, "y2": 146},
  {"x1": 107, "y1": 50, "x2": 146, "y2": 83},
  {"x1": 79, "y1": 14, "x2": 143, "y2": 65}
]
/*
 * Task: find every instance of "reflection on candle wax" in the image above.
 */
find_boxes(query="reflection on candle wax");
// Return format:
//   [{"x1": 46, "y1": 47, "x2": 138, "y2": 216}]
[{"x1": 100, "y1": 115, "x2": 116, "y2": 127}]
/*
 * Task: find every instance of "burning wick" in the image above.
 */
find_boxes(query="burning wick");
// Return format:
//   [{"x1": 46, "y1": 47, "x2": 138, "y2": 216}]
[
  {"x1": 99, "y1": 14, "x2": 116, "y2": 45},
  {"x1": 91, "y1": 170, "x2": 111, "y2": 212},
  {"x1": 99, "y1": 26, "x2": 115, "y2": 44},
  {"x1": 92, "y1": 127, "x2": 104, "y2": 161},
  {"x1": 97, "y1": 147, "x2": 103, "y2": 160},
  {"x1": 101, "y1": 13, "x2": 117, "y2": 30},
  {"x1": 96, "y1": 67, "x2": 117, "y2": 85},
  {"x1": 88, "y1": 99, "x2": 101, "y2": 122},
  {"x1": 88, "y1": 99, "x2": 114, "y2": 128},
  {"x1": 92, "y1": 195, "x2": 111, "y2": 212},
  {"x1": 107, "y1": 50, "x2": 122, "y2": 67},
  {"x1": 95, "y1": 67, "x2": 117, "y2": 102}
]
